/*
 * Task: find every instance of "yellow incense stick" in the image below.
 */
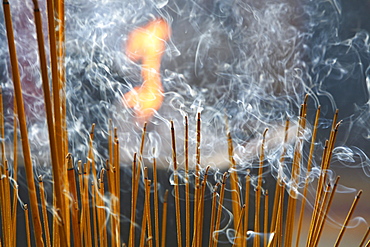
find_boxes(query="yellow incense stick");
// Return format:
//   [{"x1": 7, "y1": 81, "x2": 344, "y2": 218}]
[
  {"x1": 171, "y1": 120, "x2": 182, "y2": 247},
  {"x1": 208, "y1": 183, "x2": 220, "y2": 247},
  {"x1": 213, "y1": 172, "x2": 228, "y2": 246},
  {"x1": 153, "y1": 153, "x2": 160, "y2": 247},
  {"x1": 243, "y1": 173, "x2": 250, "y2": 247},
  {"x1": 2, "y1": 2, "x2": 45, "y2": 245},
  {"x1": 161, "y1": 190, "x2": 169, "y2": 247},
  {"x1": 334, "y1": 190, "x2": 363, "y2": 247},
  {"x1": 38, "y1": 176, "x2": 51, "y2": 247},
  {"x1": 232, "y1": 204, "x2": 246, "y2": 247},
  {"x1": 24, "y1": 204, "x2": 32, "y2": 247},
  {"x1": 359, "y1": 227, "x2": 370, "y2": 247},
  {"x1": 184, "y1": 115, "x2": 190, "y2": 247}
]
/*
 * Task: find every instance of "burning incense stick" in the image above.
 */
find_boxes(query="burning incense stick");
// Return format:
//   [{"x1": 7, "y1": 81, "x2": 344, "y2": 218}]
[
  {"x1": 243, "y1": 173, "x2": 250, "y2": 247},
  {"x1": 171, "y1": 120, "x2": 183, "y2": 247},
  {"x1": 213, "y1": 172, "x2": 228, "y2": 246},
  {"x1": 334, "y1": 190, "x2": 363, "y2": 247},
  {"x1": 184, "y1": 115, "x2": 190, "y2": 247},
  {"x1": 208, "y1": 183, "x2": 219, "y2": 247},
  {"x1": 24, "y1": 204, "x2": 31, "y2": 247},
  {"x1": 232, "y1": 204, "x2": 246, "y2": 247}
]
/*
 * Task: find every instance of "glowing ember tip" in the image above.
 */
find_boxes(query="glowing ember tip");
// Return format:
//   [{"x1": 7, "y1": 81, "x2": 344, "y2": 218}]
[{"x1": 124, "y1": 18, "x2": 171, "y2": 122}]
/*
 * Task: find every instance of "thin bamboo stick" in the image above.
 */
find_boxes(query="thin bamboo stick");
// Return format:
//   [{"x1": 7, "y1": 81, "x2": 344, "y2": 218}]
[
  {"x1": 271, "y1": 119, "x2": 289, "y2": 234},
  {"x1": 254, "y1": 129, "x2": 268, "y2": 247},
  {"x1": 264, "y1": 190, "x2": 269, "y2": 247},
  {"x1": 11, "y1": 184, "x2": 18, "y2": 247},
  {"x1": 31, "y1": 1, "x2": 69, "y2": 245},
  {"x1": 91, "y1": 181, "x2": 98, "y2": 247},
  {"x1": 184, "y1": 115, "x2": 190, "y2": 247},
  {"x1": 11, "y1": 103, "x2": 18, "y2": 247},
  {"x1": 0, "y1": 87, "x2": 5, "y2": 164},
  {"x1": 311, "y1": 182, "x2": 331, "y2": 246},
  {"x1": 145, "y1": 178, "x2": 153, "y2": 247},
  {"x1": 97, "y1": 171, "x2": 107, "y2": 247},
  {"x1": 275, "y1": 184, "x2": 285, "y2": 247},
  {"x1": 161, "y1": 190, "x2": 169, "y2": 247},
  {"x1": 2, "y1": 2, "x2": 44, "y2": 245},
  {"x1": 285, "y1": 102, "x2": 307, "y2": 247},
  {"x1": 191, "y1": 183, "x2": 201, "y2": 247},
  {"x1": 24, "y1": 204, "x2": 32, "y2": 247},
  {"x1": 295, "y1": 106, "x2": 321, "y2": 247},
  {"x1": 77, "y1": 161, "x2": 84, "y2": 246},
  {"x1": 243, "y1": 174, "x2": 250, "y2": 247},
  {"x1": 99, "y1": 168, "x2": 108, "y2": 247},
  {"x1": 194, "y1": 113, "x2": 201, "y2": 244},
  {"x1": 359, "y1": 227, "x2": 370, "y2": 247},
  {"x1": 213, "y1": 172, "x2": 228, "y2": 246},
  {"x1": 0, "y1": 173, "x2": 6, "y2": 245},
  {"x1": 227, "y1": 130, "x2": 242, "y2": 241},
  {"x1": 307, "y1": 118, "x2": 341, "y2": 247},
  {"x1": 153, "y1": 152, "x2": 160, "y2": 247},
  {"x1": 5, "y1": 161, "x2": 12, "y2": 246},
  {"x1": 66, "y1": 154, "x2": 81, "y2": 247},
  {"x1": 232, "y1": 204, "x2": 246, "y2": 247},
  {"x1": 208, "y1": 183, "x2": 220, "y2": 247},
  {"x1": 313, "y1": 176, "x2": 340, "y2": 247},
  {"x1": 129, "y1": 153, "x2": 138, "y2": 247},
  {"x1": 100, "y1": 174, "x2": 108, "y2": 247},
  {"x1": 171, "y1": 120, "x2": 182, "y2": 247},
  {"x1": 334, "y1": 190, "x2": 363, "y2": 247},
  {"x1": 306, "y1": 140, "x2": 329, "y2": 247},
  {"x1": 198, "y1": 166, "x2": 210, "y2": 246},
  {"x1": 83, "y1": 163, "x2": 92, "y2": 247},
  {"x1": 38, "y1": 176, "x2": 51, "y2": 247},
  {"x1": 114, "y1": 128, "x2": 121, "y2": 246},
  {"x1": 2, "y1": 161, "x2": 12, "y2": 247},
  {"x1": 140, "y1": 168, "x2": 149, "y2": 247}
]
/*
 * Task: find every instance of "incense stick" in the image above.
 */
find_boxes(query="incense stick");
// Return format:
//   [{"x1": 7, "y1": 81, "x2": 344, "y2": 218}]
[
  {"x1": 295, "y1": 106, "x2": 321, "y2": 247},
  {"x1": 254, "y1": 129, "x2": 268, "y2": 247},
  {"x1": 334, "y1": 190, "x2": 363, "y2": 247},
  {"x1": 24, "y1": 204, "x2": 31, "y2": 247},
  {"x1": 38, "y1": 176, "x2": 51, "y2": 247},
  {"x1": 243, "y1": 173, "x2": 250, "y2": 247},
  {"x1": 213, "y1": 172, "x2": 228, "y2": 246},
  {"x1": 227, "y1": 130, "x2": 242, "y2": 242},
  {"x1": 360, "y1": 227, "x2": 370, "y2": 247},
  {"x1": 66, "y1": 154, "x2": 81, "y2": 247},
  {"x1": 208, "y1": 183, "x2": 219, "y2": 247},
  {"x1": 184, "y1": 115, "x2": 190, "y2": 247},
  {"x1": 129, "y1": 153, "x2": 138, "y2": 247},
  {"x1": 161, "y1": 190, "x2": 169, "y2": 247},
  {"x1": 312, "y1": 176, "x2": 340, "y2": 247},
  {"x1": 264, "y1": 190, "x2": 269, "y2": 247},
  {"x1": 2, "y1": 2, "x2": 44, "y2": 245},
  {"x1": 152, "y1": 152, "x2": 160, "y2": 247},
  {"x1": 171, "y1": 120, "x2": 182, "y2": 247},
  {"x1": 232, "y1": 204, "x2": 246, "y2": 247},
  {"x1": 145, "y1": 178, "x2": 153, "y2": 247}
]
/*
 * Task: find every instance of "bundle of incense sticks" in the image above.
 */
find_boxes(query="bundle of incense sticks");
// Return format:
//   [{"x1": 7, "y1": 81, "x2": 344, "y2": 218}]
[{"x1": 1, "y1": 1, "x2": 370, "y2": 247}]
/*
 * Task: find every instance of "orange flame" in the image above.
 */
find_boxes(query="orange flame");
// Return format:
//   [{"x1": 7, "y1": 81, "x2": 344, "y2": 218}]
[{"x1": 124, "y1": 18, "x2": 171, "y2": 122}]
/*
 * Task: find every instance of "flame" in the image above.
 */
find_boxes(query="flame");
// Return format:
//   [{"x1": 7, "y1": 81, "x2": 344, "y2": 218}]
[{"x1": 124, "y1": 18, "x2": 171, "y2": 122}]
